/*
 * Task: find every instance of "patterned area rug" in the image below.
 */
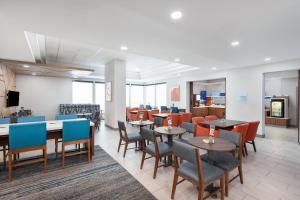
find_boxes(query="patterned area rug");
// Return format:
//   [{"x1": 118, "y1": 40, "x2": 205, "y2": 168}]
[{"x1": 0, "y1": 146, "x2": 156, "y2": 200}]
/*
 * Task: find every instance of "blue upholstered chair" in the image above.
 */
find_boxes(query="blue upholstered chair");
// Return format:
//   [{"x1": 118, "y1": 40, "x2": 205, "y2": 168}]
[
  {"x1": 171, "y1": 106, "x2": 179, "y2": 113},
  {"x1": 0, "y1": 118, "x2": 10, "y2": 124},
  {"x1": 171, "y1": 140, "x2": 225, "y2": 200},
  {"x1": 61, "y1": 119, "x2": 91, "y2": 167},
  {"x1": 160, "y1": 106, "x2": 168, "y2": 111},
  {"x1": 17, "y1": 116, "x2": 45, "y2": 123},
  {"x1": 8, "y1": 122, "x2": 47, "y2": 181},
  {"x1": 146, "y1": 105, "x2": 152, "y2": 110},
  {"x1": 56, "y1": 114, "x2": 78, "y2": 120},
  {"x1": 139, "y1": 104, "x2": 145, "y2": 109}
]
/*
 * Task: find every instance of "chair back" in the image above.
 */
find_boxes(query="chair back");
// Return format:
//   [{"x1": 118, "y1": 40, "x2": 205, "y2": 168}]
[
  {"x1": 171, "y1": 107, "x2": 179, "y2": 113},
  {"x1": 137, "y1": 110, "x2": 148, "y2": 120},
  {"x1": 245, "y1": 121, "x2": 260, "y2": 141},
  {"x1": 219, "y1": 129, "x2": 243, "y2": 159},
  {"x1": 204, "y1": 115, "x2": 218, "y2": 121},
  {"x1": 192, "y1": 117, "x2": 205, "y2": 125},
  {"x1": 181, "y1": 113, "x2": 192, "y2": 123},
  {"x1": 139, "y1": 104, "x2": 145, "y2": 109},
  {"x1": 232, "y1": 123, "x2": 249, "y2": 144},
  {"x1": 118, "y1": 121, "x2": 128, "y2": 140},
  {"x1": 160, "y1": 106, "x2": 168, "y2": 111},
  {"x1": 140, "y1": 127, "x2": 155, "y2": 143},
  {"x1": 146, "y1": 105, "x2": 152, "y2": 110},
  {"x1": 9, "y1": 122, "x2": 47, "y2": 150},
  {"x1": 154, "y1": 117, "x2": 164, "y2": 127},
  {"x1": 0, "y1": 117, "x2": 10, "y2": 124},
  {"x1": 182, "y1": 122, "x2": 196, "y2": 135},
  {"x1": 17, "y1": 116, "x2": 45, "y2": 123},
  {"x1": 168, "y1": 114, "x2": 180, "y2": 126},
  {"x1": 149, "y1": 110, "x2": 159, "y2": 121},
  {"x1": 62, "y1": 120, "x2": 90, "y2": 142},
  {"x1": 56, "y1": 114, "x2": 78, "y2": 120}
]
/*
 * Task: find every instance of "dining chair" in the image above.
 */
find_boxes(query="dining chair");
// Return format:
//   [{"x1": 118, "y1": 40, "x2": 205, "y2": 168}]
[
  {"x1": 137, "y1": 110, "x2": 148, "y2": 121},
  {"x1": 182, "y1": 122, "x2": 196, "y2": 135},
  {"x1": 171, "y1": 106, "x2": 179, "y2": 113},
  {"x1": 201, "y1": 129, "x2": 243, "y2": 197},
  {"x1": 160, "y1": 106, "x2": 168, "y2": 111},
  {"x1": 146, "y1": 105, "x2": 152, "y2": 110},
  {"x1": 0, "y1": 117, "x2": 10, "y2": 124},
  {"x1": 171, "y1": 140, "x2": 225, "y2": 200},
  {"x1": 148, "y1": 109, "x2": 159, "y2": 121},
  {"x1": 232, "y1": 123, "x2": 249, "y2": 157},
  {"x1": 55, "y1": 114, "x2": 78, "y2": 120},
  {"x1": 151, "y1": 117, "x2": 164, "y2": 142},
  {"x1": 180, "y1": 113, "x2": 192, "y2": 125},
  {"x1": 192, "y1": 117, "x2": 205, "y2": 125},
  {"x1": 140, "y1": 127, "x2": 172, "y2": 179},
  {"x1": 195, "y1": 125, "x2": 219, "y2": 137},
  {"x1": 8, "y1": 122, "x2": 47, "y2": 181},
  {"x1": 244, "y1": 121, "x2": 260, "y2": 155},
  {"x1": 0, "y1": 118, "x2": 10, "y2": 169},
  {"x1": 61, "y1": 119, "x2": 91, "y2": 168},
  {"x1": 204, "y1": 115, "x2": 218, "y2": 121},
  {"x1": 17, "y1": 116, "x2": 45, "y2": 123},
  {"x1": 139, "y1": 104, "x2": 145, "y2": 109},
  {"x1": 168, "y1": 114, "x2": 180, "y2": 126},
  {"x1": 117, "y1": 121, "x2": 143, "y2": 158}
]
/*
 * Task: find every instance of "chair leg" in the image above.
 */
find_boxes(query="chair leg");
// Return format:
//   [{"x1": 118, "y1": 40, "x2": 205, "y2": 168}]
[
  {"x1": 197, "y1": 185, "x2": 204, "y2": 200},
  {"x1": 140, "y1": 150, "x2": 146, "y2": 169},
  {"x1": 224, "y1": 172, "x2": 229, "y2": 197},
  {"x1": 238, "y1": 165, "x2": 244, "y2": 184},
  {"x1": 8, "y1": 152, "x2": 12, "y2": 182},
  {"x1": 3, "y1": 145, "x2": 6, "y2": 169},
  {"x1": 242, "y1": 148, "x2": 246, "y2": 157},
  {"x1": 171, "y1": 171, "x2": 179, "y2": 199},
  {"x1": 153, "y1": 156, "x2": 159, "y2": 179},
  {"x1": 159, "y1": 135, "x2": 163, "y2": 142},
  {"x1": 44, "y1": 147, "x2": 48, "y2": 172},
  {"x1": 220, "y1": 177, "x2": 225, "y2": 200},
  {"x1": 87, "y1": 140, "x2": 91, "y2": 162},
  {"x1": 252, "y1": 140, "x2": 257, "y2": 152},
  {"x1": 117, "y1": 139, "x2": 122, "y2": 152},
  {"x1": 55, "y1": 137, "x2": 58, "y2": 159},
  {"x1": 61, "y1": 144, "x2": 65, "y2": 168},
  {"x1": 123, "y1": 142, "x2": 128, "y2": 158},
  {"x1": 244, "y1": 143, "x2": 248, "y2": 156}
]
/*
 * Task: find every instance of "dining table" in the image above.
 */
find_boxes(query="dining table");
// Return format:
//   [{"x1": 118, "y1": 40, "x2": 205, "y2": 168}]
[
  {"x1": 151, "y1": 113, "x2": 169, "y2": 118},
  {"x1": 200, "y1": 119, "x2": 247, "y2": 130},
  {"x1": 0, "y1": 118, "x2": 96, "y2": 160},
  {"x1": 76, "y1": 113, "x2": 93, "y2": 118}
]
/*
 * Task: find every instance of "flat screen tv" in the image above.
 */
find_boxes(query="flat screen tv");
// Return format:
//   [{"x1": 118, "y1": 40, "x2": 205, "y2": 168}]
[{"x1": 7, "y1": 90, "x2": 19, "y2": 107}]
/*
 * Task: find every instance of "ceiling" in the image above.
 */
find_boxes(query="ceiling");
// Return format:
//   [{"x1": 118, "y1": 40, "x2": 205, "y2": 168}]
[{"x1": 1, "y1": 0, "x2": 300, "y2": 82}]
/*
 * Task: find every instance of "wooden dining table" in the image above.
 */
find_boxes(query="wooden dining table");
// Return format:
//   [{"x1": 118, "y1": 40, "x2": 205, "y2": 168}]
[
  {"x1": 0, "y1": 119, "x2": 96, "y2": 161},
  {"x1": 200, "y1": 119, "x2": 247, "y2": 129}
]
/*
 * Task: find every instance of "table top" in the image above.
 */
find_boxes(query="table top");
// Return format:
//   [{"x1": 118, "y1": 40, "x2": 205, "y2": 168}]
[
  {"x1": 129, "y1": 110, "x2": 139, "y2": 114},
  {"x1": 152, "y1": 113, "x2": 169, "y2": 118},
  {"x1": 129, "y1": 120, "x2": 154, "y2": 126},
  {"x1": 200, "y1": 119, "x2": 247, "y2": 129},
  {"x1": 0, "y1": 118, "x2": 95, "y2": 136},
  {"x1": 154, "y1": 126, "x2": 186, "y2": 136},
  {"x1": 187, "y1": 136, "x2": 236, "y2": 152},
  {"x1": 76, "y1": 113, "x2": 93, "y2": 116}
]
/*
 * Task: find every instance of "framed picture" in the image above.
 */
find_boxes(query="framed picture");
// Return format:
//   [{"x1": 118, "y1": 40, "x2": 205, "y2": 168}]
[
  {"x1": 105, "y1": 81, "x2": 112, "y2": 102},
  {"x1": 171, "y1": 86, "x2": 180, "y2": 101}
]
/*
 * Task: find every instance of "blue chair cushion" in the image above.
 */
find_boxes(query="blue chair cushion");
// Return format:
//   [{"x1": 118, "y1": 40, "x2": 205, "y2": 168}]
[
  {"x1": 146, "y1": 143, "x2": 172, "y2": 156},
  {"x1": 56, "y1": 114, "x2": 78, "y2": 120},
  {"x1": 0, "y1": 118, "x2": 10, "y2": 124},
  {"x1": 178, "y1": 161, "x2": 224, "y2": 184},
  {"x1": 9, "y1": 122, "x2": 47, "y2": 150},
  {"x1": 201, "y1": 152, "x2": 240, "y2": 171},
  {"x1": 17, "y1": 116, "x2": 45, "y2": 123},
  {"x1": 127, "y1": 132, "x2": 142, "y2": 142},
  {"x1": 62, "y1": 120, "x2": 90, "y2": 142}
]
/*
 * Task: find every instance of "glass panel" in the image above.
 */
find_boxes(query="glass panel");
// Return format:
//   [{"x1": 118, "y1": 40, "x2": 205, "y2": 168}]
[
  {"x1": 95, "y1": 83, "x2": 105, "y2": 111},
  {"x1": 72, "y1": 82, "x2": 93, "y2": 104},
  {"x1": 145, "y1": 85, "x2": 155, "y2": 107},
  {"x1": 156, "y1": 84, "x2": 166, "y2": 108},
  {"x1": 130, "y1": 85, "x2": 144, "y2": 107},
  {"x1": 126, "y1": 85, "x2": 130, "y2": 107}
]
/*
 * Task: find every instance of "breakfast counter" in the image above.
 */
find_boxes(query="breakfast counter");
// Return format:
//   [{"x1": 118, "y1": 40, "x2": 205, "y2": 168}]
[{"x1": 192, "y1": 106, "x2": 225, "y2": 118}]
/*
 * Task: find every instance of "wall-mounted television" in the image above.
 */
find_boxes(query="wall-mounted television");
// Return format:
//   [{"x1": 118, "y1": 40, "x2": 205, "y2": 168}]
[{"x1": 7, "y1": 90, "x2": 19, "y2": 107}]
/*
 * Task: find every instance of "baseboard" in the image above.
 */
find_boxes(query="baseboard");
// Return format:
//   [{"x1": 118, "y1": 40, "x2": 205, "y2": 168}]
[{"x1": 105, "y1": 124, "x2": 118, "y2": 130}]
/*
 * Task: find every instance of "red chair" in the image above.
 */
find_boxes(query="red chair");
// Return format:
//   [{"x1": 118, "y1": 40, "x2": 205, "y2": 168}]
[
  {"x1": 205, "y1": 115, "x2": 218, "y2": 121},
  {"x1": 168, "y1": 114, "x2": 180, "y2": 127},
  {"x1": 161, "y1": 110, "x2": 170, "y2": 114},
  {"x1": 179, "y1": 113, "x2": 192, "y2": 126},
  {"x1": 244, "y1": 121, "x2": 260, "y2": 155},
  {"x1": 192, "y1": 117, "x2": 205, "y2": 125},
  {"x1": 195, "y1": 125, "x2": 219, "y2": 137},
  {"x1": 232, "y1": 123, "x2": 249, "y2": 157},
  {"x1": 148, "y1": 109, "x2": 159, "y2": 121}
]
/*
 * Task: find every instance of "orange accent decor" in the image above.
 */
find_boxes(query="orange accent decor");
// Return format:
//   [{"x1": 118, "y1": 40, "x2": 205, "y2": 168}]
[
  {"x1": 205, "y1": 115, "x2": 218, "y2": 121},
  {"x1": 232, "y1": 123, "x2": 249, "y2": 144},
  {"x1": 168, "y1": 114, "x2": 180, "y2": 126},
  {"x1": 192, "y1": 117, "x2": 205, "y2": 125},
  {"x1": 171, "y1": 86, "x2": 180, "y2": 101},
  {"x1": 195, "y1": 125, "x2": 219, "y2": 137},
  {"x1": 245, "y1": 121, "x2": 260, "y2": 142},
  {"x1": 180, "y1": 113, "x2": 192, "y2": 126}
]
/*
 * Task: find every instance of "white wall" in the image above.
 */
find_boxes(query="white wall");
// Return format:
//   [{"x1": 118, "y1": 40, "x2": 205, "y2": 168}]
[
  {"x1": 16, "y1": 75, "x2": 72, "y2": 120},
  {"x1": 165, "y1": 59, "x2": 300, "y2": 136}
]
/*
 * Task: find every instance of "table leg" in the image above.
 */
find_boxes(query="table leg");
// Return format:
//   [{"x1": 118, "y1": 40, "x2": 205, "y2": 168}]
[
  {"x1": 90, "y1": 126, "x2": 95, "y2": 159},
  {"x1": 205, "y1": 150, "x2": 219, "y2": 198},
  {"x1": 164, "y1": 135, "x2": 173, "y2": 166}
]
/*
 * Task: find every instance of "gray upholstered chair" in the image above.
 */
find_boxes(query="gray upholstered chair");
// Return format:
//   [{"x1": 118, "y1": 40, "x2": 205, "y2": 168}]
[
  {"x1": 201, "y1": 129, "x2": 243, "y2": 197},
  {"x1": 117, "y1": 121, "x2": 142, "y2": 158},
  {"x1": 171, "y1": 140, "x2": 225, "y2": 200},
  {"x1": 182, "y1": 122, "x2": 196, "y2": 135},
  {"x1": 140, "y1": 127, "x2": 172, "y2": 179}
]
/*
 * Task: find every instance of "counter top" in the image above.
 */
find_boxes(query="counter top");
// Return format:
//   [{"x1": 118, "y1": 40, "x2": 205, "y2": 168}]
[{"x1": 193, "y1": 105, "x2": 226, "y2": 109}]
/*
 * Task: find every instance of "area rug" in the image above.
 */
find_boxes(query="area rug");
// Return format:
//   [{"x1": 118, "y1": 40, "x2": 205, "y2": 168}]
[{"x1": 0, "y1": 146, "x2": 157, "y2": 200}]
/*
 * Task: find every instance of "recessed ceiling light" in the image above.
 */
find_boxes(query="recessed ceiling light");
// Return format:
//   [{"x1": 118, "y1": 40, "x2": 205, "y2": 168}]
[
  {"x1": 174, "y1": 58, "x2": 180, "y2": 62},
  {"x1": 32, "y1": 72, "x2": 37, "y2": 76},
  {"x1": 23, "y1": 65, "x2": 30, "y2": 68},
  {"x1": 212, "y1": 67, "x2": 217, "y2": 70},
  {"x1": 171, "y1": 11, "x2": 182, "y2": 20},
  {"x1": 120, "y1": 46, "x2": 128, "y2": 51},
  {"x1": 264, "y1": 57, "x2": 271, "y2": 62},
  {"x1": 231, "y1": 41, "x2": 240, "y2": 47}
]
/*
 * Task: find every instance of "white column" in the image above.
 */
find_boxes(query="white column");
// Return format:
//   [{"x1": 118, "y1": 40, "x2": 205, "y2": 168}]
[{"x1": 104, "y1": 59, "x2": 126, "y2": 129}]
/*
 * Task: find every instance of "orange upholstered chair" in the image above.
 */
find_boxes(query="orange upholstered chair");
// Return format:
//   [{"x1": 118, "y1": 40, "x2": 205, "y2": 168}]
[
  {"x1": 180, "y1": 113, "x2": 192, "y2": 126},
  {"x1": 137, "y1": 110, "x2": 149, "y2": 121},
  {"x1": 168, "y1": 114, "x2": 180, "y2": 127},
  {"x1": 192, "y1": 117, "x2": 205, "y2": 125},
  {"x1": 205, "y1": 115, "x2": 218, "y2": 121},
  {"x1": 195, "y1": 125, "x2": 219, "y2": 137},
  {"x1": 232, "y1": 123, "x2": 249, "y2": 156},
  {"x1": 127, "y1": 108, "x2": 138, "y2": 121},
  {"x1": 244, "y1": 121, "x2": 260, "y2": 154},
  {"x1": 148, "y1": 109, "x2": 159, "y2": 121}
]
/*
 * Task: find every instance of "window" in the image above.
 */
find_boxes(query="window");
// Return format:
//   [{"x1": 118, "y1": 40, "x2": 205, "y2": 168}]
[
  {"x1": 130, "y1": 85, "x2": 144, "y2": 107},
  {"x1": 72, "y1": 81, "x2": 93, "y2": 104},
  {"x1": 126, "y1": 84, "x2": 130, "y2": 107},
  {"x1": 145, "y1": 85, "x2": 155, "y2": 106},
  {"x1": 95, "y1": 83, "x2": 105, "y2": 111},
  {"x1": 155, "y1": 83, "x2": 166, "y2": 108}
]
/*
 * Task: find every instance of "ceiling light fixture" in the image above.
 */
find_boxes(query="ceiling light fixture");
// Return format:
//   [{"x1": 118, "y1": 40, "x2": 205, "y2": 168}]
[
  {"x1": 120, "y1": 46, "x2": 128, "y2": 51},
  {"x1": 174, "y1": 58, "x2": 180, "y2": 62},
  {"x1": 171, "y1": 11, "x2": 182, "y2": 20},
  {"x1": 212, "y1": 67, "x2": 217, "y2": 70},
  {"x1": 23, "y1": 65, "x2": 30, "y2": 68},
  {"x1": 231, "y1": 41, "x2": 240, "y2": 47},
  {"x1": 264, "y1": 57, "x2": 271, "y2": 62}
]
